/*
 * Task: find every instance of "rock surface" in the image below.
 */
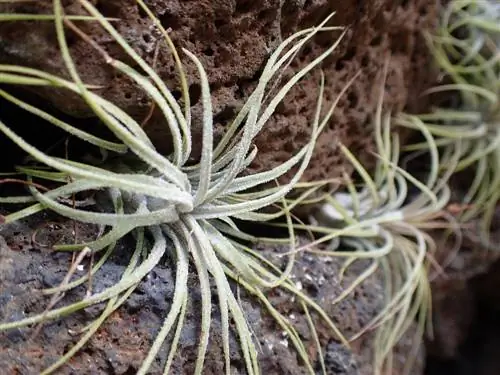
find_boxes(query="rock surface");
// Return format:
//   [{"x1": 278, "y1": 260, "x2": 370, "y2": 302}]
[
  {"x1": 0, "y1": 0, "x2": 438, "y2": 182},
  {"x1": 0, "y1": 1, "x2": 438, "y2": 374},
  {"x1": 0, "y1": 214, "x2": 424, "y2": 375}
]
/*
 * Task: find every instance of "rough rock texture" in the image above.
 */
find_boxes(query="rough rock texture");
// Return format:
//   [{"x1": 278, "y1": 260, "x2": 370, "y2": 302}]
[
  {"x1": 0, "y1": 214, "x2": 424, "y2": 375},
  {"x1": 0, "y1": 1, "x2": 437, "y2": 374},
  {"x1": 0, "y1": 0, "x2": 439, "y2": 182}
]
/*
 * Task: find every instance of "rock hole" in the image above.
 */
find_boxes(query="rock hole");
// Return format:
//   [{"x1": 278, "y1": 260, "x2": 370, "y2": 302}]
[
  {"x1": 159, "y1": 12, "x2": 180, "y2": 30},
  {"x1": 361, "y1": 54, "x2": 369, "y2": 67},
  {"x1": 335, "y1": 47, "x2": 357, "y2": 71},
  {"x1": 370, "y1": 36, "x2": 382, "y2": 46},
  {"x1": 124, "y1": 92, "x2": 132, "y2": 100},
  {"x1": 347, "y1": 91, "x2": 358, "y2": 108},
  {"x1": 302, "y1": 46, "x2": 312, "y2": 56},
  {"x1": 328, "y1": 120, "x2": 337, "y2": 130},
  {"x1": 400, "y1": 0, "x2": 410, "y2": 7},
  {"x1": 363, "y1": 116, "x2": 371, "y2": 128},
  {"x1": 384, "y1": 2, "x2": 396, "y2": 12},
  {"x1": 137, "y1": 4, "x2": 147, "y2": 18},
  {"x1": 214, "y1": 105, "x2": 237, "y2": 125},
  {"x1": 284, "y1": 141, "x2": 295, "y2": 153},
  {"x1": 235, "y1": 84, "x2": 245, "y2": 99},
  {"x1": 63, "y1": 31, "x2": 78, "y2": 48},
  {"x1": 142, "y1": 33, "x2": 152, "y2": 44},
  {"x1": 305, "y1": 283, "x2": 319, "y2": 298},
  {"x1": 214, "y1": 19, "x2": 225, "y2": 29},
  {"x1": 83, "y1": 347, "x2": 95, "y2": 356},
  {"x1": 204, "y1": 47, "x2": 215, "y2": 56},
  {"x1": 172, "y1": 90, "x2": 182, "y2": 101},
  {"x1": 356, "y1": 0, "x2": 365, "y2": 14},
  {"x1": 122, "y1": 366, "x2": 137, "y2": 375},
  {"x1": 189, "y1": 84, "x2": 202, "y2": 106},
  {"x1": 235, "y1": 1, "x2": 254, "y2": 14},
  {"x1": 94, "y1": 1, "x2": 120, "y2": 17},
  {"x1": 257, "y1": 9, "x2": 273, "y2": 20}
]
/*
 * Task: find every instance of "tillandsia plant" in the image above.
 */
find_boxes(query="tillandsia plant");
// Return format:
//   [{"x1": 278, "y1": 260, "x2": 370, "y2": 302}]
[
  {"x1": 399, "y1": 0, "x2": 500, "y2": 247},
  {"x1": 0, "y1": 1, "x2": 354, "y2": 374},
  {"x1": 278, "y1": 65, "x2": 460, "y2": 375}
]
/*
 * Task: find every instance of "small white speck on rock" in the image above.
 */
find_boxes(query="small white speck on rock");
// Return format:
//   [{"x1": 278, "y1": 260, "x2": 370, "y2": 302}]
[{"x1": 279, "y1": 338, "x2": 289, "y2": 348}]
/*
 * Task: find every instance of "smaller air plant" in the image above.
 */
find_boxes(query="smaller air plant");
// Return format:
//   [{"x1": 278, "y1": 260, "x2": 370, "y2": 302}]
[
  {"x1": 401, "y1": 0, "x2": 500, "y2": 246},
  {"x1": 283, "y1": 64, "x2": 460, "y2": 375},
  {"x1": 0, "y1": 1, "x2": 354, "y2": 374}
]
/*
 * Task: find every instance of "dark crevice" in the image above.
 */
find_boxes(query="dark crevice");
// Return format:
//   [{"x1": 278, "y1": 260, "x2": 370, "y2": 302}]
[
  {"x1": 235, "y1": 1, "x2": 254, "y2": 14},
  {"x1": 335, "y1": 47, "x2": 356, "y2": 71},
  {"x1": 159, "y1": 12, "x2": 181, "y2": 30},
  {"x1": 0, "y1": 87, "x2": 111, "y2": 173},
  {"x1": 426, "y1": 258, "x2": 500, "y2": 375},
  {"x1": 188, "y1": 84, "x2": 202, "y2": 106}
]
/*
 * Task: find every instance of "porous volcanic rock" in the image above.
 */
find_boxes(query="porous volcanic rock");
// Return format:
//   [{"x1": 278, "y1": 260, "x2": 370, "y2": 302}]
[
  {"x1": 0, "y1": 0, "x2": 438, "y2": 182},
  {"x1": 0, "y1": 215, "x2": 424, "y2": 375}
]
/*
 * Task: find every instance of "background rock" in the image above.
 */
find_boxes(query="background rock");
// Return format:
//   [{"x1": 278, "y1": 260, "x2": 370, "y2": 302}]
[
  {"x1": 0, "y1": 0, "x2": 439, "y2": 182},
  {"x1": 426, "y1": 216, "x2": 500, "y2": 375}
]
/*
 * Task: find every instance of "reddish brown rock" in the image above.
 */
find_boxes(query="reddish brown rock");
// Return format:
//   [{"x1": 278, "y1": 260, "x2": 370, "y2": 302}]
[{"x1": 0, "y1": 0, "x2": 438, "y2": 182}]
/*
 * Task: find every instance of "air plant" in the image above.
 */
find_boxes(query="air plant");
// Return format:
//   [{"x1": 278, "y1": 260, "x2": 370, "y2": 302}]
[
  {"x1": 281, "y1": 64, "x2": 459, "y2": 375},
  {"x1": 0, "y1": 1, "x2": 353, "y2": 374},
  {"x1": 400, "y1": 0, "x2": 500, "y2": 247}
]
